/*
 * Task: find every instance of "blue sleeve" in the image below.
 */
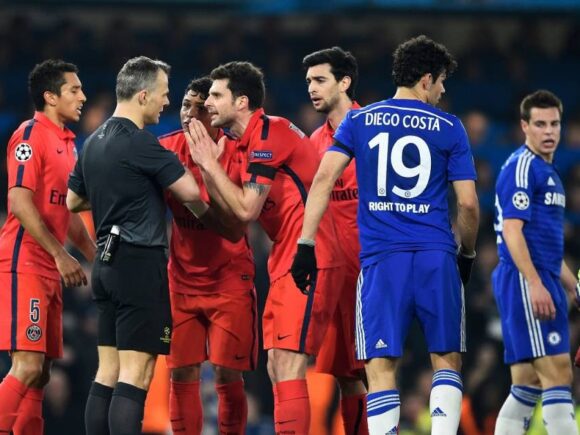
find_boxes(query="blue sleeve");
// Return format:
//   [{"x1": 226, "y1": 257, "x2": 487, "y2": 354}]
[
  {"x1": 497, "y1": 160, "x2": 534, "y2": 222},
  {"x1": 448, "y1": 121, "x2": 477, "y2": 181},
  {"x1": 331, "y1": 111, "x2": 355, "y2": 158}
]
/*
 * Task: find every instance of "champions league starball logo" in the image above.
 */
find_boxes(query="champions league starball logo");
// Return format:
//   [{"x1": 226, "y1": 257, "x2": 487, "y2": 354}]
[
  {"x1": 15, "y1": 143, "x2": 33, "y2": 162},
  {"x1": 512, "y1": 191, "x2": 530, "y2": 210}
]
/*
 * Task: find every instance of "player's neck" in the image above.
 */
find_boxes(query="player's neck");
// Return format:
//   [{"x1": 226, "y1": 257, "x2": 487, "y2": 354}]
[
  {"x1": 393, "y1": 87, "x2": 428, "y2": 103},
  {"x1": 113, "y1": 103, "x2": 145, "y2": 129},
  {"x1": 327, "y1": 98, "x2": 353, "y2": 131},
  {"x1": 525, "y1": 142, "x2": 554, "y2": 163},
  {"x1": 41, "y1": 108, "x2": 66, "y2": 130},
  {"x1": 228, "y1": 111, "x2": 253, "y2": 139}
]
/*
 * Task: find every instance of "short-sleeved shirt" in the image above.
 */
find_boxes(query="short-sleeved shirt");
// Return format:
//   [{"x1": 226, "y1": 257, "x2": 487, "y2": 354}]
[
  {"x1": 159, "y1": 130, "x2": 254, "y2": 293},
  {"x1": 68, "y1": 117, "x2": 185, "y2": 247},
  {"x1": 237, "y1": 109, "x2": 341, "y2": 281},
  {"x1": 0, "y1": 112, "x2": 77, "y2": 280},
  {"x1": 310, "y1": 102, "x2": 361, "y2": 261},
  {"x1": 331, "y1": 98, "x2": 477, "y2": 267},
  {"x1": 494, "y1": 145, "x2": 565, "y2": 276}
]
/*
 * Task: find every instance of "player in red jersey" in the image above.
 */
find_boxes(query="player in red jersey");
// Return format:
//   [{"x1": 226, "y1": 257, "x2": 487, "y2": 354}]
[
  {"x1": 303, "y1": 47, "x2": 369, "y2": 435},
  {"x1": 0, "y1": 60, "x2": 95, "y2": 435},
  {"x1": 159, "y1": 77, "x2": 257, "y2": 435},
  {"x1": 185, "y1": 62, "x2": 343, "y2": 435}
]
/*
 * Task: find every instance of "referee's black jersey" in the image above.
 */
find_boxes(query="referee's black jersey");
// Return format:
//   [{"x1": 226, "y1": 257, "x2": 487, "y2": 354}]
[{"x1": 68, "y1": 117, "x2": 185, "y2": 247}]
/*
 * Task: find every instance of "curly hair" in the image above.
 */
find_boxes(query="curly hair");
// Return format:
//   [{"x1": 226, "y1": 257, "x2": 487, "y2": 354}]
[
  {"x1": 185, "y1": 76, "x2": 212, "y2": 100},
  {"x1": 302, "y1": 46, "x2": 359, "y2": 100},
  {"x1": 392, "y1": 35, "x2": 457, "y2": 88},
  {"x1": 210, "y1": 61, "x2": 265, "y2": 110},
  {"x1": 520, "y1": 90, "x2": 563, "y2": 122}
]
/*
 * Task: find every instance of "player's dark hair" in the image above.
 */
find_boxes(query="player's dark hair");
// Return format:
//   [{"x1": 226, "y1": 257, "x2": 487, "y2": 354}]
[
  {"x1": 302, "y1": 46, "x2": 359, "y2": 100},
  {"x1": 210, "y1": 61, "x2": 265, "y2": 110},
  {"x1": 520, "y1": 90, "x2": 563, "y2": 122},
  {"x1": 28, "y1": 59, "x2": 79, "y2": 111},
  {"x1": 185, "y1": 76, "x2": 212, "y2": 100},
  {"x1": 116, "y1": 56, "x2": 171, "y2": 101},
  {"x1": 392, "y1": 35, "x2": 457, "y2": 88}
]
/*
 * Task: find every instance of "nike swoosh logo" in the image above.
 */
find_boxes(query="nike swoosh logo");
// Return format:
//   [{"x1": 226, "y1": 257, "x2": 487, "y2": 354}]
[
  {"x1": 277, "y1": 334, "x2": 291, "y2": 340},
  {"x1": 57, "y1": 149, "x2": 64, "y2": 154},
  {"x1": 234, "y1": 355, "x2": 245, "y2": 360},
  {"x1": 278, "y1": 419, "x2": 297, "y2": 425}
]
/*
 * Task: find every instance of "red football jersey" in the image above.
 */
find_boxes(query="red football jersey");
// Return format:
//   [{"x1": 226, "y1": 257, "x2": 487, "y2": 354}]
[
  {"x1": 159, "y1": 130, "x2": 254, "y2": 294},
  {"x1": 237, "y1": 109, "x2": 341, "y2": 282},
  {"x1": 310, "y1": 102, "x2": 361, "y2": 265},
  {"x1": 0, "y1": 112, "x2": 77, "y2": 280}
]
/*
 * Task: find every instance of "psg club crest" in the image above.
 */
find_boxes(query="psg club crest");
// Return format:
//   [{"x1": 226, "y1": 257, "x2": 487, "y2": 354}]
[
  {"x1": 15, "y1": 143, "x2": 33, "y2": 162},
  {"x1": 26, "y1": 324, "x2": 42, "y2": 342}
]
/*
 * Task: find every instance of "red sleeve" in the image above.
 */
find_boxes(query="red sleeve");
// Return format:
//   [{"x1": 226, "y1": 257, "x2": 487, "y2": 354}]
[
  {"x1": 7, "y1": 126, "x2": 45, "y2": 192},
  {"x1": 242, "y1": 118, "x2": 299, "y2": 185}
]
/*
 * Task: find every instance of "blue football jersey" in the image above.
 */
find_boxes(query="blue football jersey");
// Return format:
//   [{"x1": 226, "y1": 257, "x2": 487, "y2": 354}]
[
  {"x1": 331, "y1": 98, "x2": 476, "y2": 267},
  {"x1": 494, "y1": 145, "x2": 565, "y2": 276}
]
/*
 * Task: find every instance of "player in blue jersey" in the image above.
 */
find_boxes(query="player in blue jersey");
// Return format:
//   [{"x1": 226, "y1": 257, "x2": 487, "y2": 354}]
[
  {"x1": 493, "y1": 90, "x2": 579, "y2": 435},
  {"x1": 291, "y1": 35, "x2": 479, "y2": 435}
]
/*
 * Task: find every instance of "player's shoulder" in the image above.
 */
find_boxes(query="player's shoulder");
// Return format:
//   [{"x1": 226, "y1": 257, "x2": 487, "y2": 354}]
[
  {"x1": 8, "y1": 117, "x2": 46, "y2": 150},
  {"x1": 158, "y1": 130, "x2": 184, "y2": 150},
  {"x1": 497, "y1": 146, "x2": 538, "y2": 187},
  {"x1": 261, "y1": 114, "x2": 308, "y2": 143}
]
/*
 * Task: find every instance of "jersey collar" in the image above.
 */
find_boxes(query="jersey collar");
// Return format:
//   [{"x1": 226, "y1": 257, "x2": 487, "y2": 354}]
[
  {"x1": 238, "y1": 108, "x2": 265, "y2": 149},
  {"x1": 33, "y1": 111, "x2": 76, "y2": 141},
  {"x1": 323, "y1": 101, "x2": 361, "y2": 134}
]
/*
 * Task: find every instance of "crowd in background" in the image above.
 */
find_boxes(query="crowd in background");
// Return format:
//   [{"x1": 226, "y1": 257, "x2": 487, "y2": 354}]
[{"x1": 1, "y1": 9, "x2": 580, "y2": 435}]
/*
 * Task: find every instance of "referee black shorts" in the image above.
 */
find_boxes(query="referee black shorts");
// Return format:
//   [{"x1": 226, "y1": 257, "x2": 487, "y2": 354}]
[{"x1": 92, "y1": 243, "x2": 172, "y2": 355}]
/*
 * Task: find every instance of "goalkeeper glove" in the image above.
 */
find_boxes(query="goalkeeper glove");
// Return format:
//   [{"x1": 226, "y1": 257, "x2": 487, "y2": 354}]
[
  {"x1": 457, "y1": 246, "x2": 476, "y2": 286},
  {"x1": 291, "y1": 240, "x2": 317, "y2": 295}
]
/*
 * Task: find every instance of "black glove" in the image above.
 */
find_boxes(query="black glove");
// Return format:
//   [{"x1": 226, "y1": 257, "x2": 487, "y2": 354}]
[
  {"x1": 291, "y1": 243, "x2": 317, "y2": 295},
  {"x1": 457, "y1": 247, "x2": 476, "y2": 286}
]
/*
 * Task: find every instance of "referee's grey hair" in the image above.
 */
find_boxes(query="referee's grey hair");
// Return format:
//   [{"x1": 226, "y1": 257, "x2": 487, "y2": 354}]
[{"x1": 116, "y1": 56, "x2": 171, "y2": 101}]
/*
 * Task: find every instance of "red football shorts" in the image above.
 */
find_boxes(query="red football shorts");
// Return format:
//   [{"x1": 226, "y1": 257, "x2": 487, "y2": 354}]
[
  {"x1": 315, "y1": 267, "x2": 365, "y2": 378},
  {"x1": 166, "y1": 287, "x2": 258, "y2": 371},
  {"x1": 0, "y1": 272, "x2": 63, "y2": 358},
  {"x1": 263, "y1": 268, "x2": 343, "y2": 356}
]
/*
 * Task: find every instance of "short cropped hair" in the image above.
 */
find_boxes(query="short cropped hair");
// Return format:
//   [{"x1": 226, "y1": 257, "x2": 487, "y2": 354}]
[
  {"x1": 210, "y1": 61, "x2": 265, "y2": 110},
  {"x1": 392, "y1": 35, "x2": 457, "y2": 88},
  {"x1": 520, "y1": 90, "x2": 563, "y2": 122},
  {"x1": 116, "y1": 56, "x2": 171, "y2": 101},
  {"x1": 302, "y1": 46, "x2": 359, "y2": 100},
  {"x1": 28, "y1": 59, "x2": 79, "y2": 111},
  {"x1": 185, "y1": 76, "x2": 212, "y2": 100}
]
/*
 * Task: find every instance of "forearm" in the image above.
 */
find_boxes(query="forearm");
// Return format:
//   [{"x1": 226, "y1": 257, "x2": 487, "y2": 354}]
[
  {"x1": 456, "y1": 202, "x2": 479, "y2": 254},
  {"x1": 183, "y1": 201, "x2": 245, "y2": 242},
  {"x1": 561, "y1": 260, "x2": 578, "y2": 295},
  {"x1": 300, "y1": 175, "x2": 334, "y2": 241},
  {"x1": 202, "y1": 160, "x2": 255, "y2": 222},
  {"x1": 200, "y1": 169, "x2": 243, "y2": 224},
  {"x1": 13, "y1": 204, "x2": 67, "y2": 259},
  {"x1": 67, "y1": 213, "x2": 97, "y2": 262},
  {"x1": 503, "y1": 226, "x2": 541, "y2": 284}
]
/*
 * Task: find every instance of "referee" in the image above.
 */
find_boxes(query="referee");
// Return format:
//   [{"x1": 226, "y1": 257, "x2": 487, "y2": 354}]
[{"x1": 66, "y1": 56, "x2": 203, "y2": 435}]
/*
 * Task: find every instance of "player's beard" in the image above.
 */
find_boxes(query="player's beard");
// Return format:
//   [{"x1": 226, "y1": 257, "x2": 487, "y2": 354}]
[{"x1": 315, "y1": 93, "x2": 341, "y2": 114}]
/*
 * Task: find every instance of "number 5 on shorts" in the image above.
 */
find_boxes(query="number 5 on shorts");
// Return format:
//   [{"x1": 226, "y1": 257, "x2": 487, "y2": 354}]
[{"x1": 30, "y1": 298, "x2": 40, "y2": 323}]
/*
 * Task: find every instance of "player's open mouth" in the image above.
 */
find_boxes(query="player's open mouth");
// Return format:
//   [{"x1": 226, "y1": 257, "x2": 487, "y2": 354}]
[{"x1": 543, "y1": 140, "x2": 555, "y2": 146}]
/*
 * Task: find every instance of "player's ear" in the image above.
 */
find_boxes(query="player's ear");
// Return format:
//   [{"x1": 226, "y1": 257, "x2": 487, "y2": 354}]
[
  {"x1": 520, "y1": 119, "x2": 529, "y2": 135},
  {"x1": 236, "y1": 95, "x2": 249, "y2": 111},
  {"x1": 422, "y1": 73, "x2": 433, "y2": 91},
  {"x1": 137, "y1": 90, "x2": 148, "y2": 106},
  {"x1": 340, "y1": 76, "x2": 352, "y2": 94},
  {"x1": 43, "y1": 90, "x2": 58, "y2": 107}
]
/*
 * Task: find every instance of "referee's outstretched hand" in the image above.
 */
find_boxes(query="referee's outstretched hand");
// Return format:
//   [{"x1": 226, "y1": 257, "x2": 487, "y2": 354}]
[
  {"x1": 55, "y1": 250, "x2": 88, "y2": 288},
  {"x1": 291, "y1": 243, "x2": 317, "y2": 295}
]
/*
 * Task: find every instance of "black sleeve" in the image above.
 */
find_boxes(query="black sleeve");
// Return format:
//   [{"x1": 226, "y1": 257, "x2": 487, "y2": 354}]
[
  {"x1": 67, "y1": 157, "x2": 87, "y2": 196},
  {"x1": 134, "y1": 132, "x2": 186, "y2": 189}
]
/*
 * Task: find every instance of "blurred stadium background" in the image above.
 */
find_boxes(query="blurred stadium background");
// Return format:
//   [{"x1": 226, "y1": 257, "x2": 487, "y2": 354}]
[{"x1": 1, "y1": 0, "x2": 580, "y2": 434}]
